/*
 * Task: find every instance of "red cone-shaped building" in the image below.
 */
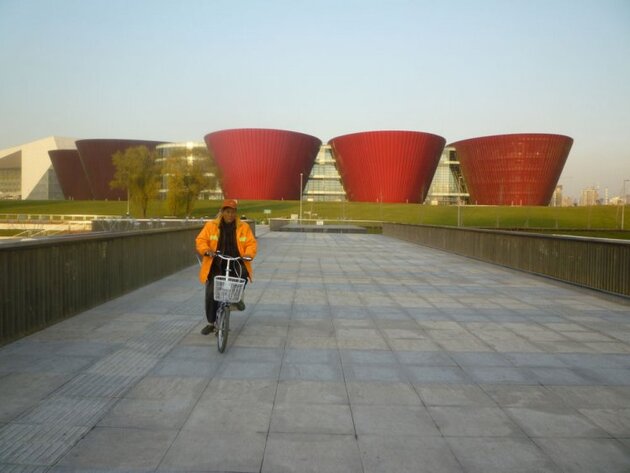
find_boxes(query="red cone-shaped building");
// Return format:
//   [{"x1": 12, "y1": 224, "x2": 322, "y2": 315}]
[
  {"x1": 75, "y1": 139, "x2": 166, "y2": 200},
  {"x1": 204, "y1": 129, "x2": 321, "y2": 200},
  {"x1": 48, "y1": 149, "x2": 93, "y2": 200},
  {"x1": 329, "y1": 130, "x2": 445, "y2": 203},
  {"x1": 450, "y1": 133, "x2": 573, "y2": 206}
]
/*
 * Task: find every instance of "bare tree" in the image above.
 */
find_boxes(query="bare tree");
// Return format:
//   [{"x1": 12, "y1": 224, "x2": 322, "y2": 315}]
[{"x1": 110, "y1": 146, "x2": 161, "y2": 218}]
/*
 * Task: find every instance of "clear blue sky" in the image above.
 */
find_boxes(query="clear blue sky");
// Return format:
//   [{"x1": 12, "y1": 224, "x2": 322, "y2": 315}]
[{"x1": 1, "y1": 0, "x2": 629, "y2": 199}]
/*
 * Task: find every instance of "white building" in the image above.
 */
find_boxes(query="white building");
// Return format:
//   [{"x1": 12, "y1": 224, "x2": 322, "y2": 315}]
[
  {"x1": 580, "y1": 186, "x2": 600, "y2": 206},
  {"x1": 0, "y1": 136, "x2": 76, "y2": 200}
]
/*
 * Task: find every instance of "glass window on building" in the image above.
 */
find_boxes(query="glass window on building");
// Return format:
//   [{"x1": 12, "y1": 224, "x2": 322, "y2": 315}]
[
  {"x1": 0, "y1": 168, "x2": 21, "y2": 199},
  {"x1": 0, "y1": 151, "x2": 22, "y2": 199},
  {"x1": 426, "y1": 147, "x2": 469, "y2": 205},
  {"x1": 155, "y1": 142, "x2": 223, "y2": 200},
  {"x1": 303, "y1": 144, "x2": 347, "y2": 202}
]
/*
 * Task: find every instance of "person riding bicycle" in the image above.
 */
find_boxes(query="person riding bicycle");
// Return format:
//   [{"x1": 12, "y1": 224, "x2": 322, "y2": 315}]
[{"x1": 195, "y1": 199, "x2": 257, "y2": 335}]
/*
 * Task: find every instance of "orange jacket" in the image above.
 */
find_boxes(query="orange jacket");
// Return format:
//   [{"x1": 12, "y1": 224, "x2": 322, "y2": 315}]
[{"x1": 195, "y1": 216, "x2": 257, "y2": 284}]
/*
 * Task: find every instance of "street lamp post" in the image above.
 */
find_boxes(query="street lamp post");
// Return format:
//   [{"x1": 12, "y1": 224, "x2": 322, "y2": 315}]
[
  {"x1": 299, "y1": 173, "x2": 303, "y2": 224},
  {"x1": 622, "y1": 179, "x2": 630, "y2": 230},
  {"x1": 457, "y1": 176, "x2": 464, "y2": 227}
]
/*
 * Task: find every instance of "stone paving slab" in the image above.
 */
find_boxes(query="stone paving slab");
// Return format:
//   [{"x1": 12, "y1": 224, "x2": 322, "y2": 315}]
[{"x1": 1, "y1": 229, "x2": 630, "y2": 472}]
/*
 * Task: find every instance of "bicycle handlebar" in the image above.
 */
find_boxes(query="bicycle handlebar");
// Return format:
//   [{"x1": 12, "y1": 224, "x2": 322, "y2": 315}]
[{"x1": 205, "y1": 251, "x2": 252, "y2": 262}]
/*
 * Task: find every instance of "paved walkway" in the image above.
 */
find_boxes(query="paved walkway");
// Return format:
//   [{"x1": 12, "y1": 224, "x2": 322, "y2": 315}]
[{"x1": 1, "y1": 229, "x2": 630, "y2": 473}]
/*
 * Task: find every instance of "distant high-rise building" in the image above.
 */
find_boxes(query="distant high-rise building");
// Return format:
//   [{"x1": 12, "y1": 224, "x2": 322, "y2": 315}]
[
  {"x1": 580, "y1": 186, "x2": 600, "y2": 206},
  {"x1": 550, "y1": 185, "x2": 563, "y2": 207}
]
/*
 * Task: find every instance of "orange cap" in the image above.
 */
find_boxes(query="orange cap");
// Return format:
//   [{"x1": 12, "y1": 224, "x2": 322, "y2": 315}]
[{"x1": 221, "y1": 199, "x2": 238, "y2": 210}]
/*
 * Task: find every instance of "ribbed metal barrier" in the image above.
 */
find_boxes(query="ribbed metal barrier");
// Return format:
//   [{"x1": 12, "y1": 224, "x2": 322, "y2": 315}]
[
  {"x1": 0, "y1": 226, "x2": 202, "y2": 345},
  {"x1": 383, "y1": 223, "x2": 630, "y2": 298}
]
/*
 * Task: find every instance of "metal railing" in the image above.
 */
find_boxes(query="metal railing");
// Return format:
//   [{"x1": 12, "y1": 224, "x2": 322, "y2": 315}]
[
  {"x1": 269, "y1": 218, "x2": 382, "y2": 232},
  {"x1": 383, "y1": 223, "x2": 630, "y2": 298},
  {"x1": 0, "y1": 214, "x2": 119, "y2": 222},
  {"x1": 0, "y1": 225, "x2": 203, "y2": 345}
]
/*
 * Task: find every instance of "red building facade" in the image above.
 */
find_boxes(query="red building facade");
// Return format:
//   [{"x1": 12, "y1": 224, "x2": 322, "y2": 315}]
[
  {"x1": 75, "y1": 139, "x2": 166, "y2": 200},
  {"x1": 48, "y1": 149, "x2": 93, "y2": 200},
  {"x1": 329, "y1": 130, "x2": 445, "y2": 203},
  {"x1": 450, "y1": 133, "x2": 573, "y2": 206},
  {"x1": 204, "y1": 129, "x2": 321, "y2": 200}
]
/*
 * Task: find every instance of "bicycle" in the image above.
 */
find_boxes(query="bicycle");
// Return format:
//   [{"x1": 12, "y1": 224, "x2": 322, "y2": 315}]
[{"x1": 207, "y1": 252, "x2": 251, "y2": 353}]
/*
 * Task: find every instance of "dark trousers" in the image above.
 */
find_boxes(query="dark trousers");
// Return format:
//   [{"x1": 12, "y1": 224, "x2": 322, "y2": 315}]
[
  {"x1": 205, "y1": 278, "x2": 219, "y2": 324},
  {"x1": 205, "y1": 263, "x2": 224, "y2": 324}
]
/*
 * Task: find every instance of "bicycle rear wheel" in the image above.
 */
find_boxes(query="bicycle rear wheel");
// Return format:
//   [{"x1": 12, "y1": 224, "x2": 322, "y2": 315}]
[{"x1": 216, "y1": 304, "x2": 230, "y2": 353}]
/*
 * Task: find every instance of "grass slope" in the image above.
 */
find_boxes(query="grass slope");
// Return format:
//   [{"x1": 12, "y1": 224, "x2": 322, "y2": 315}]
[{"x1": 1, "y1": 200, "x2": 629, "y2": 237}]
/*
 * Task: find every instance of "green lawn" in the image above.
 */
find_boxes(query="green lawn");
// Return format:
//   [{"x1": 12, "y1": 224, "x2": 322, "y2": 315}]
[{"x1": 1, "y1": 199, "x2": 629, "y2": 238}]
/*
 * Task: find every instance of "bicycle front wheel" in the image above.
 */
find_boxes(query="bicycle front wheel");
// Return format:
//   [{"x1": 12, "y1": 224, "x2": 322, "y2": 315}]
[{"x1": 216, "y1": 304, "x2": 230, "y2": 353}]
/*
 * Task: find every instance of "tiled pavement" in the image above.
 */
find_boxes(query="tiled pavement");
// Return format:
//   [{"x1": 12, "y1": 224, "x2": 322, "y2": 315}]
[{"x1": 1, "y1": 228, "x2": 629, "y2": 472}]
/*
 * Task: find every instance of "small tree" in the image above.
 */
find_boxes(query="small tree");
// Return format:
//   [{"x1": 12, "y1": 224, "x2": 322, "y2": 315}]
[
  {"x1": 164, "y1": 150, "x2": 212, "y2": 216},
  {"x1": 110, "y1": 146, "x2": 161, "y2": 218}
]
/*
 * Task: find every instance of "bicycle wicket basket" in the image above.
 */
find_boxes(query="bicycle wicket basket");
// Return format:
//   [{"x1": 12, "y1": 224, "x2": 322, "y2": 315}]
[{"x1": 214, "y1": 275, "x2": 246, "y2": 303}]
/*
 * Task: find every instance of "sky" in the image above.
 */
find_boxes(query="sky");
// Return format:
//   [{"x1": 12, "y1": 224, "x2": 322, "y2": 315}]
[{"x1": 1, "y1": 0, "x2": 629, "y2": 200}]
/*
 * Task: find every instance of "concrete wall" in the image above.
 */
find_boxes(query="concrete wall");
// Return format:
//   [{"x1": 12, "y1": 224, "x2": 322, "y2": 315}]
[{"x1": 0, "y1": 225, "x2": 202, "y2": 345}]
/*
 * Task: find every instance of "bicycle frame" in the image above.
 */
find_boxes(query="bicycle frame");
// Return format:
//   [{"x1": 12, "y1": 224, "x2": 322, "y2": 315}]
[{"x1": 209, "y1": 252, "x2": 251, "y2": 353}]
